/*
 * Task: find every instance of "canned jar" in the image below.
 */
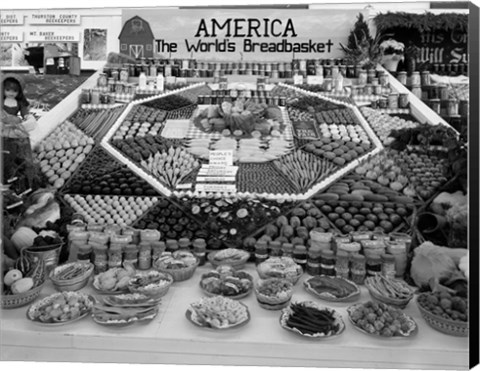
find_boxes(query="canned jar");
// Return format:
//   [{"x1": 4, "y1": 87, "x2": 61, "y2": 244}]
[
  {"x1": 350, "y1": 253, "x2": 366, "y2": 284},
  {"x1": 334, "y1": 250, "x2": 349, "y2": 279}
]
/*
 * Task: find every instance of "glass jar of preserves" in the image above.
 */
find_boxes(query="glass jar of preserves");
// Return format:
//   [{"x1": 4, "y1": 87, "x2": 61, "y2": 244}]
[
  {"x1": 255, "y1": 241, "x2": 269, "y2": 265},
  {"x1": 350, "y1": 253, "x2": 366, "y2": 284},
  {"x1": 334, "y1": 250, "x2": 349, "y2": 279},
  {"x1": 366, "y1": 255, "x2": 382, "y2": 277},
  {"x1": 120, "y1": 67, "x2": 129, "y2": 82},
  {"x1": 293, "y1": 245, "x2": 308, "y2": 270},
  {"x1": 97, "y1": 73, "x2": 107, "y2": 87},
  {"x1": 320, "y1": 249, "x2": 336, "y2": 276},
  {"x1": 306, "y1": 246, "x2": 322, "y2": 276},
  {"x1": 193, "y1": 239, "x2": 207, "y2": 266},
  {"x1": 381, "y1": 253, "x2": 396, "y2": 279}
]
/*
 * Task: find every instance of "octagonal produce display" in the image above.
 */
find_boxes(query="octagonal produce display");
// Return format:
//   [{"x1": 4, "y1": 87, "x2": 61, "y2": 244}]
[{"x1": 100, "y1": 82, "x2": 383, "y2": 200}]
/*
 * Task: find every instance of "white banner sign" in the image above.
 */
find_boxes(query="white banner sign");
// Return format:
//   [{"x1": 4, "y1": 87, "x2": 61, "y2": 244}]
[
  {"x1": 0, "y1": 29, "x2": 24, "y2": 42},
  {"x1": 27, "y1": 29, "x2": 80, "y2": 42},
  {"x1": 29, "y1": 12, "x2": 80, "y2": 25},
  {"x1": 0, "y1": 13, "x2": 24, "y2": 25}
]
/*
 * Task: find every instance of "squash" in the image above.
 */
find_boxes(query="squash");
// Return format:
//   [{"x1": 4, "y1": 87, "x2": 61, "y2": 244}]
[{"x1": 11, "y1": 227, "x2": 38, "y2": 252}]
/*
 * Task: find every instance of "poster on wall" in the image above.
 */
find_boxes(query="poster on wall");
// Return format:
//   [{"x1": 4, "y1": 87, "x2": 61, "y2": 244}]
[
  {"x1": 83, "y1": 28, "x2": 107, "y2": 61},
  {"x1": 120, "y1": 8, "x2": 362, "y2": 61}
]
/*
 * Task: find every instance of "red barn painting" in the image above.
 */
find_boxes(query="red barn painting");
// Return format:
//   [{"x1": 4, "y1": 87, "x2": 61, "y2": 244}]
[{"x1": 118, "y1": 16, "x2": 155, "y2": 59}]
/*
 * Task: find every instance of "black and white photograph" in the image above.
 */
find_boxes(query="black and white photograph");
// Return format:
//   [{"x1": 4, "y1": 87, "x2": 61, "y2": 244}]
[{"x1": 0, "y1": 1, "x2": 478, "y2": 371}]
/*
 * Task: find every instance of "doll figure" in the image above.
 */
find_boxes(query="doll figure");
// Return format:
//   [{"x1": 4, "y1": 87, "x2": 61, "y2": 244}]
[{"x1": 1, "y1": 74, "x2": 38, "y2": 193}]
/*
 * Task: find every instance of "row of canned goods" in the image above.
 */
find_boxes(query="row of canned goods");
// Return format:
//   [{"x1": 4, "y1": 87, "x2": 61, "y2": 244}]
[
  {"x1": 198, "y1": 94, "x2": 287, "y2": 106},
  {"x1": 371, "y1": 93, "x2": 410, "y2": 110}
]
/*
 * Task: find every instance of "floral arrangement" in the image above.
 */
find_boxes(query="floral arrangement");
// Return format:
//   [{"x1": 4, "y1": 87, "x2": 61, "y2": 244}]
[{"x1": 380, "y1": 39, "x2": 405, "y2": 55}]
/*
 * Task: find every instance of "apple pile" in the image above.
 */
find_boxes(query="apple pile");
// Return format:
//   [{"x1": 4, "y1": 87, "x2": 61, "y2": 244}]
[
  {"x1": 355, "y1": 149, "x2": 449, "y2": 200},
  {"x1": 314, "y1": 199, "x2": 411, "y2": 234},
  {"x1": 360, "y1": 107, "x2": 419, "y2": 145},
  {"x1": 62, "y1": 147, "x2": 159, "y2": 196},
  {"x1": 112, "y1": 105, "x2": 166, "y2": 141},
  {"x1": 35, "y1": 121, "x2": 94, "y2": 189}
]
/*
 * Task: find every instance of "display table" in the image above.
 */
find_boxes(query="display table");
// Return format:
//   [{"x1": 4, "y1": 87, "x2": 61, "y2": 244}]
[{"x1": 0, "y1": 265, "x2": 469, "y2": 369}]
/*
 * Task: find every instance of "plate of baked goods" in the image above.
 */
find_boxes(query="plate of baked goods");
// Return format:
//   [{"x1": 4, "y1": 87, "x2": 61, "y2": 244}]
[
  {"x1": 347, "y1": 301, "x2": 418, "y2": 338},
  {"x1": 199, "y1": 265, "x2": 253, "y2": 300},
  {"x1": 186, "y1": 296, "x2": 250, "y2": 330},
  {"x1": 280, "y1": 301, "x2": 345, "y2": 339},
  {"x1": 26, "y1": 291, "x2": 95, "y2": 326},
  {"x1": 304, "y1": 275, "x2": 360, "y2": 302}
]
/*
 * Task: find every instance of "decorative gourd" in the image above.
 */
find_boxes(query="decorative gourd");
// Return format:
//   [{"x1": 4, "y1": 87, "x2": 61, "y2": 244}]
[
  {"x1": 10, "y1": 227, "x2": 38, "y2": 251},
  {"x1": 27, "y1": 258, "x2": 46, "y2": 287},
  {"x1": 11, "y1": 277, "x2": 34, "y2": 294},
  {"x1": 14, "y1": 255, "x2": 34, "y2": 276}
]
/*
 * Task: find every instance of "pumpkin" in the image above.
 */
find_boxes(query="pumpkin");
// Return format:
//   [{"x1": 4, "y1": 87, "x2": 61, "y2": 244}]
[{"x1": 10, "y1": 227, "x2": 38, "y2": 251}]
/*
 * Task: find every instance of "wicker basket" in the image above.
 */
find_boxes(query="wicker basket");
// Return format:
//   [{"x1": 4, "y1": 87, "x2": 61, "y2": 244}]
[
  {"x1": 49, "y1": 262, "x2": 94, "y2": 292},
  {"x1": 154, "y1": 261, "x2": 199, "y2": 282},
  {"x1": 207, "y1": 250, "x2": 250, "y2": 270},
  {"x1": 128, "y1": 272, "x2": 174, "y2": 298},
  {"x1": 367, "y1": 285, "x2": 413, "y2": 309},
  {"x1": 416, "y1": 297, "x2": 468, "y2": 337},
  {"x1": 254, "y1": 278, "x2": 293, "y2": 310},
  {"x1": 1, "y1": 282, "x2": 45, "y2": 309}
]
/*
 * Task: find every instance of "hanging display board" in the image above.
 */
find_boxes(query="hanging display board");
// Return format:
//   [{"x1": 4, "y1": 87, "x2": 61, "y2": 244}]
[
  {"x1": 380, "y1": 26, "x2": 467, "y2": 65},
  {"x1": 120, "y1": 8, "x2": 362, "y2": 61}
]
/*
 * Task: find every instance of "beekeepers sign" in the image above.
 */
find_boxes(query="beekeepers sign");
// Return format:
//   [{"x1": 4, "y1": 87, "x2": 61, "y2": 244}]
[
  {"x1": 0, "y1": 29, "x2": 24, "y2": 42},
  {"x1": 29, "y1": 12, "x2": 81, "y2": 25},
  {"x1": 27, "y1": 29, "x2": 80, "y2": 42},
  {"x1": 121, "y1": 8, "x2": 361, "y2": 60},
  {"x1": 1, "y1": 13, "x2": 24, "y2": 25}
]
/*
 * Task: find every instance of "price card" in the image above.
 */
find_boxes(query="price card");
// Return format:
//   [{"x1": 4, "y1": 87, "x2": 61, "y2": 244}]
[
  {"x1": 199, "y1": 165, "x2": 238, "y2": 176},
  {"x1": 195, "y1": 184, "x2": 237, "y2": 193},
  {"x1": 307, "y1": 75, "x2": 324, "y2": 85},
  {"x1": 209, "y1": 150, "x2": 233, "y2": 166},
  {"x1": 196, "y1": 176, "x2": 236, "y2": 182},
  {"x1": 293, "y1": 74, "x2": 304, "y2": 85}
]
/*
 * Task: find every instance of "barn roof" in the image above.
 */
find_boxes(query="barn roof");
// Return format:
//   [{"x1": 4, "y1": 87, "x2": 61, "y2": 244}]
[{"x1": 118, "y1": 15, "x2": 155, "y2": 40}]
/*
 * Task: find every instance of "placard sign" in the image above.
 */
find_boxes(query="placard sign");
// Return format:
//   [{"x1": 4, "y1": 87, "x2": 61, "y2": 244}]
[
  {"x1": 121, "y1": 8, "x2": 361, "y2": 60},
  {"x1": 27, "y1": 29, "x2": 80, "y2": 42},
  {"x1": 1, "y1": 13, "x2": 24, "y2": 25},
  {"x1": 29, "y1": 12, "x2": 81, "y2": 25},
  {"x1": 0, "y1": 29, "x2": 24, "y2": 42},
  {"x1": 209, "y1": 150, "x2": 233, "y2": 167}
]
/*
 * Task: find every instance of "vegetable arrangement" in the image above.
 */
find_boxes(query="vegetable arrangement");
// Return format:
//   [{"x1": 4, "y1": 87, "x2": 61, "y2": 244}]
[
  {"x1": 112, "y1": 135, "x2": 185, "y2": 164},
  {"x1": 142, "y1": 94, "x2": 194, "y2": 111},
  {"x1": 64, "y1": 194, "x2": 156, "y2": 225},
  {"x1": 360, "y1": 107, "x2": 419, "y2": 145},
  {"x1": 315, "y1": 108, "x2": 361, "y2": 126},
  {"x1": 188, "y1": 296, "x2": 250, "y2": 329},
  {"x1": 273, "y1": 150, "x2": 336, "y2": 193},
  {"x1": 166, "y1": 104, "x2": 198, "y2": 120},
  {"x1": 112, "y1": 105, "x2": 167, "y2": 141},
  {"x1": 314, "y1": 199, "x2": 410, "y2": 234},
  {"x1": 303, "y1": 137, "x2": 372, "y2": 167},
  {"x1": 347, "y1": 301, "x2": 417, "y2": 338},
  {"x1": 140, "y1": 146, "x2": 200, "y2": 189},
  {"x1": 133, "y1": 198, "x2": 206, "y2": 241},
  {"x1": 237, "y1": 163, "x2": 297, "y2": 194},
  {"x1": 35, "y1": 121, "x2": 95, "y2": 189},
  {"x1": 69, "y1": 106, "x2": 126, "y2": 141},
  {"x1": 254, "y1": 202, "x2": 333, "y2": 248},
  {"x1": 365, "y1": 275, "x2": 415, "y2": 301},
  {"x1": 281, "y1": 302, "x2": 344, "y2": 337},
  {"x1": 62, "y1": 146, "x2": 158, "y2": 196},
  {"x1": 417, "y1": 291, "x2": 468, "y2": 322},
  {"x1": 304, "y1": 276, "x2": 360, "y2": 301},
  {"x1": 176, "y1": 196, "x2": 292, "y2": 249}
]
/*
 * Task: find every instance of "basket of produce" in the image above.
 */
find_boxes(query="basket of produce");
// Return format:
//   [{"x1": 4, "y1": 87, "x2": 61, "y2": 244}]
[
  {"x1": 303, "y1": 275, "x2": 360, "y2": 302},
  {"x1": 207, "y1": 248, "x2": 250, "y2": 269},
  {"x1": 128, "y1": 271, "x2": 174, "y2": 298},
  {"x1": 257, "y1": 256, "x2": 303, "y2": 284},
  {"x1": 199, "y1": 265, "x2": 253, "y2": 300},
  {"x1": 26, "y1": 291, "x2": 95, "y2": 325},
  {"x1": 347, "y1": 301, "x2": 417, "y2": 338},
  {"x1": 280, "y1": 301, "x2": 345, "y2": 339},
  {"x1": 153, "y1": 251, "x2": 199, "y2": 282},
  {"x1": 186, "y1": 296, "x2": 250, "y2": 330},
  {"x1": 254, "y1": 278, "x2": 293, "y2": 310},
  {"x1": 49, "y1": 262, "x2": 94, "y2": 291},
  {"x1": 93, "y1": 263, "x2": 136, "y2": 295},
  {"x1": 21, "y1": 235, "x2": 64, "y2": 272},
  {"x1": 364, "y1": 275, "x2": 415, "y2": 309},
  {"x1": 416, "y1": 291, "x2": 468, "y2": 337},
  {"x1": 2, "y1": 255, "x2": 47, "y2": 309}
]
